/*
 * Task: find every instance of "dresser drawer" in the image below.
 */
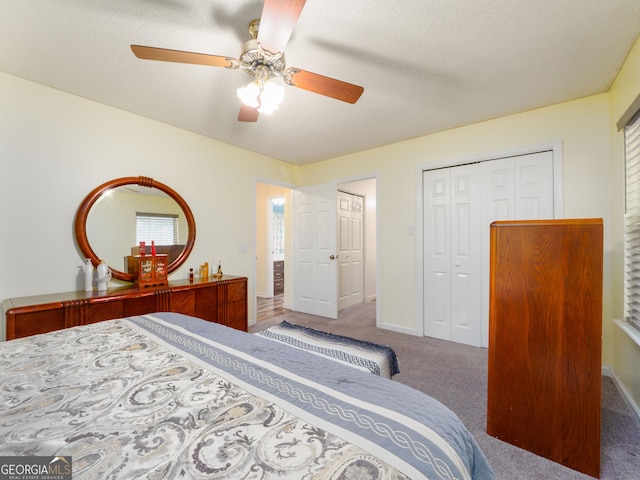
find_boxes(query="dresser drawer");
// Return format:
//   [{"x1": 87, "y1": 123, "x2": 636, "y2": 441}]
[{"x1": 273, "y1": 261, "x2": 284, "y2": 294}]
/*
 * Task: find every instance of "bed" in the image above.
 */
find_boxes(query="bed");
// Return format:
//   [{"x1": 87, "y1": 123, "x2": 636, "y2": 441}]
[{"x1": 0, "y1": 313, "x2": 495, "y2": 479}]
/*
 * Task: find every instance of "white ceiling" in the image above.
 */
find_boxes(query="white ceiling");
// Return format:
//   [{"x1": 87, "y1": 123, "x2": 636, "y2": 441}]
[{"x1": 2, "y1": 0, "x2": 640, "y2": 166}]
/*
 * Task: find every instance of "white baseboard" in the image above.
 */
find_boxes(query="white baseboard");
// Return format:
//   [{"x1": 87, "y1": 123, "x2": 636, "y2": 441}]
[
  {"x1": 377, "y1": 321, "x2": 421, "y2": 336},
  {"x1": 607, "y1": 366, "x2": 640, "y2": 420}
]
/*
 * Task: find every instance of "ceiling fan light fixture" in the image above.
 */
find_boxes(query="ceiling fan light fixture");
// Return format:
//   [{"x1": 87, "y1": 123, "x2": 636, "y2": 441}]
[
  {"x1": 257, "y1": 80, "x2": 285, "y2": 114},
  {"x1": 237, "y1": 81, "x2": 261, "y2": 108},
  {"x1": 237, "y1": 68, "x2": 285, "y2": 115}
]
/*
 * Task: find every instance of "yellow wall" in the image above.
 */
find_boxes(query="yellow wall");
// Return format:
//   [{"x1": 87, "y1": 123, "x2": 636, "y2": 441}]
[
  {"x1": 300, "y1": 94, "x2": 612, "y2": 337},
  {"x1": 298, "y1": 35, "x2": 640, "y2": 410},
  {"x1": 0, "y1": 71, "x2": 613, "y2": 334},
  {"x1": 608, "y1": 36, "x2": 640, "y2": 409},
  {"x1": 1, "y1": 34, "x2": 639, "y2": 411},
  {"x1": 0, "y1": 71, "x2": 298, "y2": 324}
]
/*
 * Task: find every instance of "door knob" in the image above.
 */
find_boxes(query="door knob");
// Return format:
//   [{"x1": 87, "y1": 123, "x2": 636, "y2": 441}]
[{"x1": 329, "y1": 255, "x2": 335, "y2": 260}]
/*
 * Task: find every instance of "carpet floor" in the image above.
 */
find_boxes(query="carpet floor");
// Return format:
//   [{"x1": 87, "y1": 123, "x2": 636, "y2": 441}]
[{"x1": 250, "y1": 302, "x2": 640, "y2": 480}]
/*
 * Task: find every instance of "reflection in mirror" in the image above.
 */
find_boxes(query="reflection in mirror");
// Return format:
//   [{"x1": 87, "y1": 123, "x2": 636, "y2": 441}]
[
  {"x1": 272, "y1": 198, "x2": 285, "y2": 261},
  {"x1": 86, "y1": 187, "x2": 189, "y2": 274},
  {"x1": 75, "y1": 176, "x2": 196, "y2": 283}
]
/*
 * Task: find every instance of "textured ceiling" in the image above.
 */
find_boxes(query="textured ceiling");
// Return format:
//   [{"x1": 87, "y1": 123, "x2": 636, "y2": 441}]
[{"x1": 1, "y1": 0, "x2": 640, "y2": 165}]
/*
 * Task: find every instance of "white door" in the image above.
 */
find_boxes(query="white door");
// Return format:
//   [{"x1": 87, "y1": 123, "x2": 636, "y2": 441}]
[
  {"x1": 293, "y1": 184, "x2": 339, "y2": 319},
  {"x1": 424, "y1": 150, "x2": 555, "y2": 347},
  {"x1": 424, "y1": 163, "x2": 482, "y2": 345},
  {"x1": 423, "y1": 168, "x2": 451, "y2": 340},
  {"x1": 450, "y1": 165, "x2": 482, "y2": 345},
  {"x1": 338, "y1": 191, "x2": 364, "y2": 310},
  {"x1": 479, "y1": 151, "x2": 554, "y2": 346}
]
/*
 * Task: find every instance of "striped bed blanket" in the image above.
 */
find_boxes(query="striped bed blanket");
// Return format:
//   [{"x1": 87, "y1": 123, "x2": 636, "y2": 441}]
[{"x1": 255, "y1": 320, "x2": 400, "y2": 378}]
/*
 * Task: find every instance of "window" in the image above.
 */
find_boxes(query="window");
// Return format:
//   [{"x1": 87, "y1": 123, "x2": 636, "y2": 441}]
[
  {"x1": 624, "y1": 110, "x2": 640, "y2": 331},
  {"x1": 136, "y1": 212, "x2": 179, "y2": 245},
  {"x1": 272, "y1": 198, "x2": 285, "y2": 256}
]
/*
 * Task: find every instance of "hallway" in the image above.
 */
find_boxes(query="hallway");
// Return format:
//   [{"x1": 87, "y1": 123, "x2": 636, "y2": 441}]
[{"x1": 256, "y1": 294, "x2": 290, "y2": 322}]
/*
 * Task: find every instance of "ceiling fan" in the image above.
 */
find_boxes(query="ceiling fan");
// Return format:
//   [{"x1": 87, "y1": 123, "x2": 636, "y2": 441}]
[{"x1": 131, "y1": 0, "x2": 364, "y2": 122}]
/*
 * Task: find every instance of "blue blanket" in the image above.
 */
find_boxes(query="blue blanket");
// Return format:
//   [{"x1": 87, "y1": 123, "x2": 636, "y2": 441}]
[
  {"x1": 255, "y1": 320, "x2": 400, "y2": 378},
  {"x1": 137, "y1": 313, "x2": 495, "y2": 479}
]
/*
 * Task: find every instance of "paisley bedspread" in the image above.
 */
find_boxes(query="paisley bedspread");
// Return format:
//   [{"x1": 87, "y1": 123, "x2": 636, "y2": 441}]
[{"x1": 0, "y1": 313, "x2": 495, "y2": 479}]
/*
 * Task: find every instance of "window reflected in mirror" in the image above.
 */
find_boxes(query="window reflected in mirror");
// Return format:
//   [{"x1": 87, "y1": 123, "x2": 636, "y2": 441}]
[
  {"x1": 136, "y1": 212, "x2": 179, "y2": 245},
  {"x1": 272, "y1": 198, "x2": 284, "y2": 260}
]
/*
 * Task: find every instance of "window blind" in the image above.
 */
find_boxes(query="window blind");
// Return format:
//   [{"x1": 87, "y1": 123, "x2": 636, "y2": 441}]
[
  {"x1": 136, "y1": 212, "x2": 179, "y2": 245},
  {"x1": 625, "y1": 111, "x2": 640, "y2": 330}
]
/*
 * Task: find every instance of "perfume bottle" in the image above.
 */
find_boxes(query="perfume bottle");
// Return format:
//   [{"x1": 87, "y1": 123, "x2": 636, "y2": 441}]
[
  {"x1": 83, "y1": 259, "x2": 94, "y2": 292},
  {"x1": 97, "y1": 260, "x2": 111, "y2": 291}
]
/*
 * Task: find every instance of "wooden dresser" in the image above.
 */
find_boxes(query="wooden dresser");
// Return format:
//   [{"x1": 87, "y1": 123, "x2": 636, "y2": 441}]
[
  {"x1": 3, "y1": 276, "x2": 247, "y2": 341},
  {"x1": 273, "y1": 260, "x2": 284, "y2": 295},
  {"x1": 486, "y1": 219, "x2": 603, "y2": 478}
]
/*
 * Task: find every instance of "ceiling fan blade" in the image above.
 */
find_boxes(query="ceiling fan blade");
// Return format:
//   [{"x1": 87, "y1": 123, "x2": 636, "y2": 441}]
[
  {"x1": 131, "y1": 45, "x2": 237, "y2": 68},
  {"x1": 238, "y1": 103, "x2": 259, "y2": 122},
  {"x1": 257, "y1": 0, "x2": 306, "y2": 53},
  {"x1": 286, "y1": 69, "x2": 364, "y2": 104}
]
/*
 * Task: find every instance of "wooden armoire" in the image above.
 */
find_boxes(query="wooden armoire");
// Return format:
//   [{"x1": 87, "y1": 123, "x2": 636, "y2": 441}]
[{"x1": 487, "y1": 219, "x2": 603, "y2": 478}]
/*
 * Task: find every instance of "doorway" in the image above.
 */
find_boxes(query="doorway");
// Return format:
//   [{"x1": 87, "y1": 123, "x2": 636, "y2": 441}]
[
  {"x1": 256, "y1": 178, "x2": 377, "y2": 323},
  {"x1": 338, "y1": 178, "x2": 378, "y2": 308},
  {"x1": 256, "y1": 183, "x2": 292, "y2": 322},
  {"x1": 338, "y1": 178, "x2": 377, "y2": 308}
]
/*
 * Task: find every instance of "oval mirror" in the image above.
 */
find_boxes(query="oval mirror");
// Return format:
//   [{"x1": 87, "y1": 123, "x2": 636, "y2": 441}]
[{"x1": 75, "y1": 176, "x2": 196, "y2": 282}]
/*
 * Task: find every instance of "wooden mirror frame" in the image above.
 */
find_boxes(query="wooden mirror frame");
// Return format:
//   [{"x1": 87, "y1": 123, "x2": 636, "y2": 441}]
[{"x1": 74, "y1": 176, "x2": 196, "y2": 282}]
